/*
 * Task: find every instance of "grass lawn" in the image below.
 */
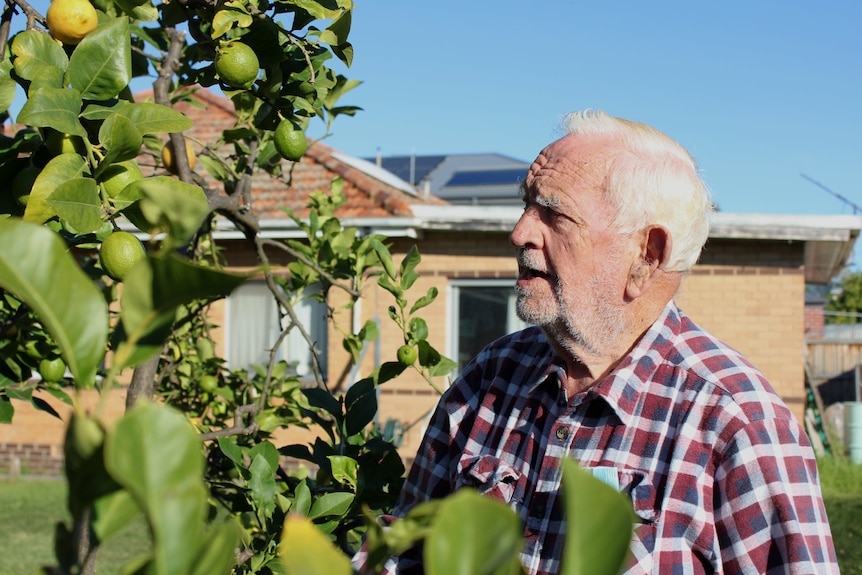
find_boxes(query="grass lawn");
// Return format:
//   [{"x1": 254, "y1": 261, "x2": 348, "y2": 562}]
[
  {"x1": 1, "y1": 458, "x2": 861, "y2": 574},
  {"x1": 819, "y1": 456, "x2": 862, "y2": 575},
  {"x1": 0, "y1": 479, "x2": 150, "y2": 575}
]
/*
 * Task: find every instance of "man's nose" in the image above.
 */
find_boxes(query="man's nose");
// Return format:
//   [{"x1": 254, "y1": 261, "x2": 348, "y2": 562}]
[{"x1": 510, "y1": 209, "x2": 539, "y2": 250}]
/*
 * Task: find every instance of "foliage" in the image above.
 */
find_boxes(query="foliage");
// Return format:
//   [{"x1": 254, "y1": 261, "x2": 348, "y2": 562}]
[
  {"x1": 0, "y1": 1, "x2": 635, "y2": 574},
  {"x1": 825, "y1": 271, "x2": 862, "y2": 324}
]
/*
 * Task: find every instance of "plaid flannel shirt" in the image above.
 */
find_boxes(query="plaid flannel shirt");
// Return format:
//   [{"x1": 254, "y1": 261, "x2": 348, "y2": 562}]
[{"x1": 366, "y1": 300, "x2": 838, "y2": 575}]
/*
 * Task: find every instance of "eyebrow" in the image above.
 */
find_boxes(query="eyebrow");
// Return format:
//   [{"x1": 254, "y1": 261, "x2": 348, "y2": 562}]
[{"x1": 518, "y1": 182, "x2": 561, "y2": 209}]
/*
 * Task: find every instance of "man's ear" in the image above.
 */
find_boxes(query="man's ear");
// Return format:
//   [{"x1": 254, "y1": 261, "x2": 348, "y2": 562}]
[{"x1": 625, "y1": 226, "x2": 672, "y2": 300}]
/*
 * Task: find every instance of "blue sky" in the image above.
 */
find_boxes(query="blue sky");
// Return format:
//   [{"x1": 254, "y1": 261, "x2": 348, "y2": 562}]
[
  {"x1": 314, "y1": 1, "x2": 862, "y2": 220},
  {"x1": 11, "y1": 0, "x2": 861, "y2": 219}
]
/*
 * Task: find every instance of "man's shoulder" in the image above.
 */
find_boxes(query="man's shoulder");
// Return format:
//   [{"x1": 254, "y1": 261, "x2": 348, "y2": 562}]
[
  {"x1": 668, "y1": 309, "x2": 793, "y2": 420},
  {"x1": 446, "y1": 326, "x2": 556, "y2": 397}
]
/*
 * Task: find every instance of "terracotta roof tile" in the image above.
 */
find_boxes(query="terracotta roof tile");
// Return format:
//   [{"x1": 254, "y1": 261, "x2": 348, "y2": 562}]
[{"x1": 135, "y1": 88, "x2": 447, "y2": 220}]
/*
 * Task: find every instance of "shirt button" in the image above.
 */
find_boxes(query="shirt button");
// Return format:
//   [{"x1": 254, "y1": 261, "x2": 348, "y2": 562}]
[{"x1": 555, "y1": 426, "x2": 569, "y2": 441}]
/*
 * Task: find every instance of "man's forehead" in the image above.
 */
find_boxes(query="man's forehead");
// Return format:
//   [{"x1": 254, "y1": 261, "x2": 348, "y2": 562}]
[{"x1": 525, "y1": 135, "x2": 610, "y2": 193}]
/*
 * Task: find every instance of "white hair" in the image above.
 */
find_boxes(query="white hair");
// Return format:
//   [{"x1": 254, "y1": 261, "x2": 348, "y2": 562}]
[{"x1": 560, "y1": 110, "x2": 714, "y2": 272}]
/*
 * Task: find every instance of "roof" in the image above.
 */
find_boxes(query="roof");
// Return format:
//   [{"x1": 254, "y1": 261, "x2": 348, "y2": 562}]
[
  {"x1": 135, "y1": 88, "x2": 446, "y2": 219},
  {"x1": 369, "y1": 153, "x2": 530, "y2": 205}
]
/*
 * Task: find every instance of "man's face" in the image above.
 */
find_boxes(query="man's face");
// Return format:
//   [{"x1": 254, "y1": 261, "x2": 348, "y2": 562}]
[{"x1": 510, "y1": 134, "x2": 637, "y2": 355}]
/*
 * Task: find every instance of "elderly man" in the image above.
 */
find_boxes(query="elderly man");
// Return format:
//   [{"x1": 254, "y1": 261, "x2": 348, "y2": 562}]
[{"x1": 374, "y1": 111, "x2": 839, "y2": 574}]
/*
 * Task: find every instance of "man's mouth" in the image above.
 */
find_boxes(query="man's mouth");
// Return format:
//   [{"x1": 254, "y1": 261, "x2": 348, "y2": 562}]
[{"x1": 516, "y1": 251, "x2": 552, "y2": 283}]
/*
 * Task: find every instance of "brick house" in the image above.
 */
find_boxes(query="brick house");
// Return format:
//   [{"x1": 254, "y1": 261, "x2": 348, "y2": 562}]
[{"x1": 2, "y1": 90, "x2": 861, "y2": 475}]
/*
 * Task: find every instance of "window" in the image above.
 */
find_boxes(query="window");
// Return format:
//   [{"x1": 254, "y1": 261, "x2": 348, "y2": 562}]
[
  {"x1": 449, "y1": 280, "x2": 527, "y2": 372},
  {"x1": 226, "y1": 281, "x2": 327, "y2": 377}
]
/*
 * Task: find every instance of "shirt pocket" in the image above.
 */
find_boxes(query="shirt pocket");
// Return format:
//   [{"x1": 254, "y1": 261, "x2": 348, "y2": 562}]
[
  {"x1": 618, "y1": 468, "x2": 658, "y2": 572},
  {"x1": 455, "y1": 454, "x2": 522, "y2": 505}
]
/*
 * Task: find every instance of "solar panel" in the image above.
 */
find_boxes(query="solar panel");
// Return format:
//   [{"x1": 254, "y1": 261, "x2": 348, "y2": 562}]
[{"x1": 444, "y1": 168, "x2": 526, "y2": 187}]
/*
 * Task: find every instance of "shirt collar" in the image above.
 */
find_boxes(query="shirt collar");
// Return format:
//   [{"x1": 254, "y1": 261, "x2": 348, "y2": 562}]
[{"x1": 587, "y1": 300, "x2": 683, "y2": 425}]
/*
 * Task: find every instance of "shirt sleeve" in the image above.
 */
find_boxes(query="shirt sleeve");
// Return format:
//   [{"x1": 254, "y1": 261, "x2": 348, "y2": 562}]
[{"x1": 713, "y1": 415, "x2": 840, "y2": 573}]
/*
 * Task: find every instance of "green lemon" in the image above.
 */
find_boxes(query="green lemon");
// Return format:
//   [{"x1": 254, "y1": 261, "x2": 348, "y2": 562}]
[
  {"x1": 45, "y1": 129, "x2": 87, "y2": 156},
  {"x1": 101, "y1": 160, "x2": 144, "y2": 198},
  {"x1": 214, "y1": 42, "x2": 259, "y2": 88},
  {"x1": 99, "y1": 231, "x2": 146, "y2": 281},
  {"x1": 39, "y1": 356, "x2": 67, "y2": 382},
  {"x1": 273, "y1": 120, "x2": 307, "y2": 161},
  {"x1": 397, "y1": 344, "x2": 418, "y2": 366},
  {"x1": 199, "y1": 374, "x2": 219, "y2": 393}
]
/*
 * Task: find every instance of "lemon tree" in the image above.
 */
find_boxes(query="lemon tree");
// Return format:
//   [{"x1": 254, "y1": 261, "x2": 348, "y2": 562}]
[
  {"x1": 99, "y1": 230, "x2": 145, "y2": 281},
  {"x1": 0, "y1": 1, "x2": 629, "y2": 574}
]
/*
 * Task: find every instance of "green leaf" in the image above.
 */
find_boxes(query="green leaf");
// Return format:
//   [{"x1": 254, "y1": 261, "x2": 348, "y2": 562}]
[
  {"x1": 294, "y1": 479, "x2": 312, "y2": 517},
  {"x1": 113, "y1": 0, "x2": 158, "y2": 21},
  {"x1": 249, "y1": 439, "x2": 280, "y2": 470},
  {"x1": 105, "y1": 402, "x2": 209, "y2": 575},
  {"x1": 116, "y1": 102, "x2": 193, "y2": 135},
  {"x1": 344, "y1": 379, "x2": 376, "y2": 436},
  {"x1": 92, "y1": 489, "x2": 142, "y2": 542},
  {"x1": 46, "y1": 177, "x2": 102, "y2": 233},
  {"x1": 0, "y1": 219, "x2": 107, "y2": 387},
  {"x1": 69, "y1": 18, "x2": 132, "y2": 100},
  {"x1": 115, "y1": 256, "x2": 247, "y2": 368},
  {"x1": 0, "y1": 395, "x2": 13, "y2": 423},
  {"x1": 280, "y1": 515, "x2": 352, "y2": 575},
  {"x1": 27, "y1": 65, "x2": 67, "y2": 92},
  {"x1": 212, "y1": 9, "x2": 253, "y2": 39},
  {"x1": 127, "y1": 176, "x2": 209, "y2": 250},
  {"x1": 410, "y1": 286, "x2": 439, "y2": 314},
  {"x1": 16, "y1": 87, "x2": 86, "y2": 136},
  {"x1": 23, "y1": 153, "x2": 89, "y2": 224},
  {"x1": 189, "y1": 521, "x2": 242, "y2": 575},
  {"x1": 98, "y1": 113, "x2": 143, "y2": 169},
  {"x1": 10, "y1": 30, "x2": 68, "y2": 81},
  {"x1": 370, "y1": 238, "x2": 396, "y2": 279},
  {"x1": 328, "y1": 455, "x2": 358, "y2": 489},
  {"x1": 425, "y1": 489, "x2": 523, "y2": 575},
  {"x1": 559, "y1": 459, "x2": 634, "y2": 575},
  {"x1": 308, "y1": 491, "x2": 354, "y2": 520},
  {"x1": 249, "y1": 453, "x2": 277, "y2": 520}
]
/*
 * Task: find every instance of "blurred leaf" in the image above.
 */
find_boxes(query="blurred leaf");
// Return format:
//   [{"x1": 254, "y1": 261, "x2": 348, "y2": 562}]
[
  {"x1": 189, "y1": 520, "x2": 241, "y2": 575},
  {"x1": 280, "y1": 515, "x2": 352, "y2": 575},
  {"x1": 69, "y1": 18, "x2": 132, "y2": 100},
  {"x1": 425, "y1": 489, "x2": 523, "y2": 575},
  {"x1": 113, "y1": 0, "x2": 158, "y2": 21},
  {"x1": 0, "y1": 219, "x2": 107, "y2": 386},
  {"x1": 115, "y1": 255, "x2": 247, "y2": 368},
  {"x1": 105, "y1": 402, "x2": 208, "y2": 575},
  {"x1": 133, "y1": 176, "x2": 209, "y2": 249},
  {"x1": 559, "y1": 459, "x2": 633, "y2": 575},
  {"x1": 92, "y1": 489, "x2": 142, "y2": 542}
]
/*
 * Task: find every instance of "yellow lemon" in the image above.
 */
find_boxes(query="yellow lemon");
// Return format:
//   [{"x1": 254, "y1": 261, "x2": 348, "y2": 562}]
[
  {"x1": 161, "y1": 139, "x2": 196, "y2": 174},
  {"x1": 46, "y1": 0, "x2": 98, "y2": 45}
]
